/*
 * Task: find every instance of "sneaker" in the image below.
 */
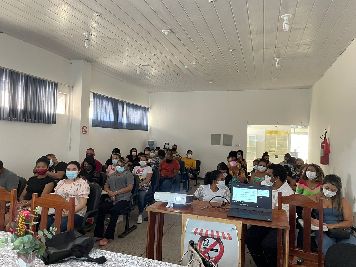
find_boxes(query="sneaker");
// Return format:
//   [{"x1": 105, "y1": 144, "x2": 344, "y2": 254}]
[
  {"x1": 118, "y1": 215, "x2": 123, "y2": 223},
  {"x1": 137, "y1": 214, "x2": 143, "y2": 224}
]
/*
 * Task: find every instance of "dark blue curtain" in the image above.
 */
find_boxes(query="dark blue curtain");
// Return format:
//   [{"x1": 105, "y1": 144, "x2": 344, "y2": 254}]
[
  {"x1": 92, "y1": 92, "x2": 148, "y2": 131},
  {"x1": 0, "y1": 66, "x2": 57, "y2": 124},
  {"x1": 92, "y1": 93, "x2": 118, "y2": 128}
]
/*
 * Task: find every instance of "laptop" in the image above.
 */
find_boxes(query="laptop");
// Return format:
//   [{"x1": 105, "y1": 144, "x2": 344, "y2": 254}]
[{"x1": 227, "y1": 183, "x2": 273, "y2": 221}]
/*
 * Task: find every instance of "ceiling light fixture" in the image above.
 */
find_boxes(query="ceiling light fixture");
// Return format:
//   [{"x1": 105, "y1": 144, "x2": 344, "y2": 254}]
[
  {"x1": 229, "y1": 48, "x2": 236, "y2": 52},
  {"x1": 274, "y1": 57, "x2": 281, "y2": 68},
  {"x1": 281, "y1": 14, "x2": 292, "y2": 32},
  {"x1": 184, "y1": 65, "x2": 188, "y2": 69},
  {"x1": 209, "y1": 81, "x2": 214, "y2": 84},
  {"x1": 208, "y1": 0, "x2": 216, "y2": 3},
  {"x1": 162, "y1": 29, "x2": 172, "y2": 35}
]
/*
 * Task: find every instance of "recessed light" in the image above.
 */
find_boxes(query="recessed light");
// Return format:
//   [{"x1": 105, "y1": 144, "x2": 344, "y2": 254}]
[
  {"x1": 184, "y1": 65, "x2": 188, "y2": 68},
  {"x1": 162, "y1": 29, "x2": 172, "y2": 35},
  {"x1": 229, "y1": 48, "x2": 236, "y2": 52},
  {"x1": 209, "y1": 81, "x2": 214, "y2": 84},
  {"x1": 208, "y1": 0, "x2": 216, "y2": 3}
]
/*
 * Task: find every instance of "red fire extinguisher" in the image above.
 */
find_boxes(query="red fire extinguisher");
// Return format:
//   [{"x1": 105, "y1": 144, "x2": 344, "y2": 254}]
[{"x1": 320, "y1": 130, "x2": 330, "y2": 165}]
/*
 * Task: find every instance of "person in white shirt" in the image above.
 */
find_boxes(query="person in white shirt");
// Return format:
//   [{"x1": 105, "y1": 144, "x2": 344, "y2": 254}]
[
  {"x1": 132, "y1": 154, "x2": 153, "y2": 224},
  {"x1": 194, "y1": 170, "x2": 230, "y2": 203},
  {"x1": 246, "y1": 164, "x2": 294, "y2": 267}
]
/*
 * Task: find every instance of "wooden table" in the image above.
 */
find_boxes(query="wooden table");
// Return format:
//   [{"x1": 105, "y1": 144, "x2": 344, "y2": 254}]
[{"x1": 146, "y1": 201, "x2": 290, "y2": 267}]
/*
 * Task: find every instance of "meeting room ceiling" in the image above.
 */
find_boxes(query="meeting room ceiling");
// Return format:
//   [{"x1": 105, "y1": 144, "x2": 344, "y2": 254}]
[{"x1": 0, "y1": 0, "x2": 356, "y2": 92}]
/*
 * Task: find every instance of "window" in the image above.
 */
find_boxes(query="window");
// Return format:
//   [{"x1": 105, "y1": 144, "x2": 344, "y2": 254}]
[
  {"x1": 56, "y1": 92, "x2": 67, "y2": 115},
  {"x1": 0, "y1": 66, "x2": 57, "y2": 124},
  {"x1": 91, "y1": 92, "x2": 148, "y2": 131}
]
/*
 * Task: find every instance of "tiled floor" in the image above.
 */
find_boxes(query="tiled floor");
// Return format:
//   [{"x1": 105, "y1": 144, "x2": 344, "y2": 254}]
[{"x1": 96, "y1": 183, "x2": 256, "y2": 267}]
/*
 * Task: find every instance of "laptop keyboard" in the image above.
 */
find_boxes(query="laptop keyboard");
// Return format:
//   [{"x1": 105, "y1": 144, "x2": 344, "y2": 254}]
[{"x1": 228, "y1": 208, "x2": 272, "y2": 221}]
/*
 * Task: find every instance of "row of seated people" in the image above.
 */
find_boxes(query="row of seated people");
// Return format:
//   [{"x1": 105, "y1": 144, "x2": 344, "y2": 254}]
[
  {"x1": 0, "y1": 145, "x2": 201, "y2": 245},
  {"x1": 194, "y1": 152, "x2": 356, "y2": 266}
]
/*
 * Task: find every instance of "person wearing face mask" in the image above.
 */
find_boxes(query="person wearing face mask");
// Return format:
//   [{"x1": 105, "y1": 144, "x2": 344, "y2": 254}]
[
  {"x1": 126, "y1": 148, "x2": 140, "y2": 170},
  {"x1": 48, "y1": 161, "x2": 90, "y2": 232},
  {"x1": 94, "y1": 158, "x2": 134, "y2": 246},
  {"x1": 81, "y1": 156, "x2": 105, "y2": 187},
  {"x1": 227, "y1": 152, "x2": 247, "y2": 189},
  {"x1": 181, "y1": 150, "x2": 197, "y2": 171},
  {"x1": 143, "y1": 147, "x2": 151, "y2": 156},
  {"x1": 246, "y1": 164, "x2": 294, "y2": 267},
  {"x1": 250, "y1": 159, "x2": 268, "y2": 184},
  {"x1": 309, "y1": 175, "x2": 356, "y2": 255},
  {"x1": 194, "y1": 170, "x2": 230, "y2": 202},
  {"x1": 45, "y1": 154, "x2": 67, "y2": 180},
  {"x1": 217, "y1": 162, "x2": 232, "y2": 187},
  {"x1": 20, "y1": 156, "x2": 55, "y2": 205},
  {"x1": 82, "y1": 148, "x2": 102, "y2": 172},
  {"x1": 171, "y1": 144, "x2": 181, "y2": 159},
  {"x1": 159, "y1": 150, "x2": 180, "y2": 192},
  {"x1": 106, "y1": 153, "x2": 121, "y2": 176},
  {"x1": 132, "y1": 155, "x2": 153, "y2": 224},
  {"x1": 296, "y1": 164, "x2": 324, "y2": 196},
  {"x1": 104, "y1": 148, "x2": 121, "y2": 171}
]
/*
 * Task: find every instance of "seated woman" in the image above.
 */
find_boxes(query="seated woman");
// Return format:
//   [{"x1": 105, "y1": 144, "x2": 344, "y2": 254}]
[
  {"x1": 132, "y1": 154, "x2": 153, "y2": 224},
  {"x1": 296, "y1": 164, "x2": 324, "y2": 196},
  {"x1": 250, "y1": 159, "x2": 268, "y2": 184},
  {"x1": 194, "y1": 170, "x2": 230, "y2": 203},
  {"x1": 49, "y1": 161, "x2": 90, "y2": 232},
  {"x1": 103, "y1": 148, "x2": 121, "y2": 171},
  {"x1": 81, "y1": 156, "x2": 105, "y2": 187},
  {"x1": 126, "y1": 148, "x2": 140, "y2": 170},
  {"x1": 94, "y1": 158, "x2": 134, "y2": 246},
  {"x1": 19, "y1": 156, "x2": 54, "y2": 206},
  {"x1": 311, "y1": 175, "x2": 356, "y2": 255},
  {"x1": 217, "y1": 162, "x2": 232, "y2": 186},
  {"x1": 227, "y1": 152, "x2": 247, "y2": 189}
]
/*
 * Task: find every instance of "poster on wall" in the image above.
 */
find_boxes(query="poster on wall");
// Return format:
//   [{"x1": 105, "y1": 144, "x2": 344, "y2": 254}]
[{"x1": 183, "y1": 218, "x2": 239, "y2": 267}]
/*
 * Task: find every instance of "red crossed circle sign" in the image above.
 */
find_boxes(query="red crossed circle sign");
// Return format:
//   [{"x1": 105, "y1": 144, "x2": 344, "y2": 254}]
[{"x1": 197, "y1": 236, "x2": 225, "y2": 264}]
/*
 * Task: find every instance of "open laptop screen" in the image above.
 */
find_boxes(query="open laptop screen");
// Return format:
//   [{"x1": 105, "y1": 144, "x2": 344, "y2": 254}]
[{"x1": 231, "y1": 184, "x2": 272, "y2": 210}]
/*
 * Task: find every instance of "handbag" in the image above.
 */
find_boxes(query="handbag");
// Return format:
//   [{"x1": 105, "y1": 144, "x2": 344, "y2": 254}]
[
  {"x1": 326, "y1": 228, "x2": 352, "y2": 240},
  {"x1": 42, "y1": 230, "x2": 106, "y2": 265},
  {"x1": 180, "y1": 240, "x2": 217, "y2": 267}
]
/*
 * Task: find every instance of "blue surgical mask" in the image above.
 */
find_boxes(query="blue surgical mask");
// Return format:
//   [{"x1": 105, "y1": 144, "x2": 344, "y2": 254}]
[
  {"x1": 116, "y1": 166, "x2": 125, "y2": 173},
  {"x1": 66, "y1": 171, "x2": 78, "y2": 180}
]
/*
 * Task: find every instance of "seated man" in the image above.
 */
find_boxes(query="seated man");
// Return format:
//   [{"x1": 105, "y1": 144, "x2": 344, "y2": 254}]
[
  {"x1": 181, "y1": 150, "x2": 196, "y2": 172},
  {"x1": 82, "y1": 148, "x2": 102, "y2": 172},
  {"x1": 94, "y1": 158, "x2": 134, "y2": 246},
  {"x1": 245, "y1": 164, "x2": 294, "y2": 267},
  {"x1": 0, "y1": 160, "x2": 19, "y2": 191},
  {"x1": 46, "y1": 154, "x2": 67, "y2": 180},
  {"x1": 159, "y1": 150, "x2": 180, "y2": 192}
]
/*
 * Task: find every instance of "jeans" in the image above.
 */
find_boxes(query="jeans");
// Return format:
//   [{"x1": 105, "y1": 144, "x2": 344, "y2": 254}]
[
  {"x1": 245, "y1": 226, "x2": 278, "y2": 267},
  {"x1": 159, "y1": 177, "x2": 174, "y2": 192},
  {"x1": 318, "y1": 232, "x2": 356, "y2": 255},
  {"x1": 47, "y1": 214, "x2": 84, "y2": 232},
  {"x1": 138, "y1": 189, "x2": 152, "y2": 214},
  {"x1": 94, "y1": 200, "x2": 130, "y2": 240}
]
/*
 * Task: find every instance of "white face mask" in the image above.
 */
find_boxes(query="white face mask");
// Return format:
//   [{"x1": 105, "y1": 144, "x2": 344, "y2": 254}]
[
  {"x1": 150, "y1": 152, "x2": 155, "y2": 158},
  {"x1": 217, "y1": 180, "x2": 225, "y2": 189},
  {"x1": 139, "y1": 161, "x2": 147, "y2": 167},
  {"x1": 253, "y1": 165, "x2": 258, "y2": 170},
  {"x1": 49, "y1": 159, "x2": 54, "y2": 167},
  {"x1": 222, "y1": 173, "x2": 228, "y2": 178},
  {"x1": 112, "y1": 159, "x2": 118, "y2": 165},
  {"x1": 323, "y1": 188, "x2": 337, "y2": 198},
  {"x1": 306, "y1": 171, "x2": 317, "y2": 180},
  {"x1": 257, "y1": 165, "x2": 267, "y2": 172},
  {"x1": 187, "y1": 154, "x2": 192, "y2": 159}
]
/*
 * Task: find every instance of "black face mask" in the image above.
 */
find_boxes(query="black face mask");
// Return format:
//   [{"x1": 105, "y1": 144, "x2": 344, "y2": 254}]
[
  {"x1": 84, "y1": 165, "x2": 93, "y2": 173},
  {"x1": 166, "y1": 159, "x2": 173, "y2": 163}
]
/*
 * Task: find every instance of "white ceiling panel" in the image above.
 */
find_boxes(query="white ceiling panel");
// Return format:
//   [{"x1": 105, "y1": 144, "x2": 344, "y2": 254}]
[{"x1": 0, "y1": 0, "x2": 356, "y2": 92}]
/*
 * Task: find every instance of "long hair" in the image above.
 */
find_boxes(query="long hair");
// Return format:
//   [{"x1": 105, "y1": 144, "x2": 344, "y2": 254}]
[
  {"x1": 301, "y1": 163, "x2": 324, "y2": 183},
  {"x1": 323, "y1": 174, "x2": 343, "y2": 212}
]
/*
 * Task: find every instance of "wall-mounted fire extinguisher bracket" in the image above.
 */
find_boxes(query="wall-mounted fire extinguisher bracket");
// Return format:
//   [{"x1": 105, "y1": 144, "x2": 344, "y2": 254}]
[{"x1": 320, "y1": 130, "x2": 330, "y2": 165}]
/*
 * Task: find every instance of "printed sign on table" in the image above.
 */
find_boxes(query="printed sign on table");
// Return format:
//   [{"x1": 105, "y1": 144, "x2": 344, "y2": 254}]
[{"x1": 183, "y1": 218, "x2": 239, "y2": 267}]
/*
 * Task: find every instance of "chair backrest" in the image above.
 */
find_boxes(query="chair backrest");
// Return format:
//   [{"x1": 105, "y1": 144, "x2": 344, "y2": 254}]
[
  {"x1": 278, "y1": 192, "x2": 324, "y2": 267},
  {"x1": 0, "y1": 188, "x2": 17, "y2": 230},
  {"x1": 31, "y1": 193, "x2": 75, "y2": 234},
  {"x1": 132, "y1": 174, "x2": 140, "y2": 196},
  {"x1": 196, "y1": 160, "x2": 201, "y2": 172},
  {"x1": 17, "y1": 177, "x2": 27, "y2": 199},
  {"x1": 86, "y1": 182, "x2": 102, "y2": 213},
  {"x1": 151, "y1": 167, "x2": 160, "y2": 193}
]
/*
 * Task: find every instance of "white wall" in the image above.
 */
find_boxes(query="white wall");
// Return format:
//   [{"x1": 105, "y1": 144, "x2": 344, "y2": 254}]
[
  {"x1": 0, "y1": 34, "x2": 149, "y2": 177},
  {"x1": 309, "y1": 39, "x2": 356, "y2": 206},
  {"x1": 149, "y1": 90, "x2": 311, "y2": 175}
]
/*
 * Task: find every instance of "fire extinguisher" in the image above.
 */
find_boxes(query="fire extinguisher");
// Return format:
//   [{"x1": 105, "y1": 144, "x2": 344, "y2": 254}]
[{"x1": 320, "y1": 130, "x2": 330, "y2": 165}]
